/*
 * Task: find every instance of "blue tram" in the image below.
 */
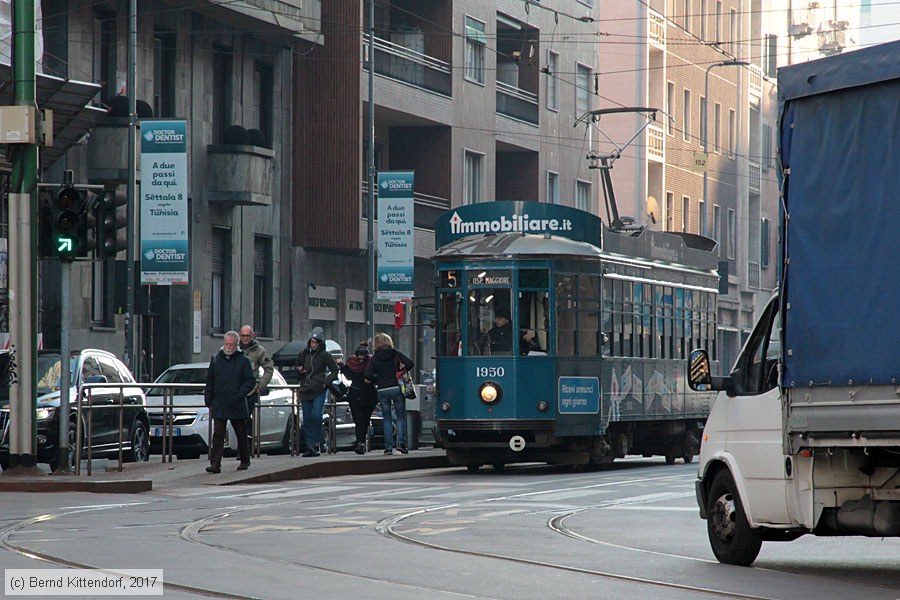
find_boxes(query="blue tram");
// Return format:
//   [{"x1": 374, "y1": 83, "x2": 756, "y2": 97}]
[{"x1": 432, "y1": 201, "x2": 719, "y2": 470}]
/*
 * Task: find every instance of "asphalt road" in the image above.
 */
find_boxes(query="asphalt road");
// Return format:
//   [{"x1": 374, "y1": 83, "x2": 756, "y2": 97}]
[{"x1": 1, "y1": 458, "x2": 899, "y2": 599}]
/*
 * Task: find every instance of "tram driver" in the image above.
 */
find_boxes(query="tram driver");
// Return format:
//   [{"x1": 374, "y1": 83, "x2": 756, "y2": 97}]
[{"x1": 485, "y1": 309, "x2": 513, "y2": 354}]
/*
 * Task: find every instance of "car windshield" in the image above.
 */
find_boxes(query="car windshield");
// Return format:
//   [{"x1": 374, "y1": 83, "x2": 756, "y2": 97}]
[
  {"x1": 147, "y1": 368, "x2": 207, "y2": 396},
  {"x1": 36, "y1": 354, "x2": 76, "y2": 395}
]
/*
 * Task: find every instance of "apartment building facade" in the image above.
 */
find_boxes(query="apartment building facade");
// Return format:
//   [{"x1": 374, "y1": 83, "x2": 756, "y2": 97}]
[{"x1": 594, "y1": 0, "x2": 780, "y2": 371}]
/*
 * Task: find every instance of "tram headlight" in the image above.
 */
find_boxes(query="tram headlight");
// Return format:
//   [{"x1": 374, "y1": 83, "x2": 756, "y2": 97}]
[
  {"x1": 441, "y1": 401, "x2": 451, "y2": 413},
  {"x1": 479, "y1": 381, "x2": 502, "y2": 405},
  {"x1": 537, "y1": 400, "x2": 549, "y2": 412}
]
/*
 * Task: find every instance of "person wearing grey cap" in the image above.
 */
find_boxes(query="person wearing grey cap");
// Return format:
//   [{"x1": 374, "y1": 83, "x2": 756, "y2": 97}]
[{"x1": 293, "y1": 327, "x2": 338, "y2": 457}]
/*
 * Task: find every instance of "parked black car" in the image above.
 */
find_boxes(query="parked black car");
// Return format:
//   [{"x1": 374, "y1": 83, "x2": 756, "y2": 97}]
[{"x1": 0, "y1": 349, "x2": 150, "y2": 472}]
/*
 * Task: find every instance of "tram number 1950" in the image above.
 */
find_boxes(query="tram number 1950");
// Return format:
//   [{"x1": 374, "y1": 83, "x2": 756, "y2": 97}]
[{"x1": 476, "y1": 366, "x2": 505, "y2": 378}]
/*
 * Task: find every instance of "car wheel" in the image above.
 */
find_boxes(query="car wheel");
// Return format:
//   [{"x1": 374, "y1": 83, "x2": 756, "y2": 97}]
[
  {"x1": 125, "y1": 420, "x2": 150, "y2": 463},
  {"x1": 665, "y1": 454, "x2": 677, "y2": 465},
  {"x1": 706, "y1": 470, "x2": 763, "y2": 566},
  {"x1": 0, "y1": 456, "x2": 8, "y2": 471},
  {"x1": 466, "y1": 464, "x2": 481, "y2": 473},
  {"x1": 683, "y1": 454, "x2": 694, "y2": 464},
  {"x1": 321, "y1": 419, "x2": 332, "y2": 454},
  {"x1": 49, "y1": 421, "x2": 82, "y2": 473}
]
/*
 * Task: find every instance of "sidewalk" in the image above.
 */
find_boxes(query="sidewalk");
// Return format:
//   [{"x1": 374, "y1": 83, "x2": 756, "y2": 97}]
[{"x1": 0, "y1": 448, "x2": 451, "y2": 493}]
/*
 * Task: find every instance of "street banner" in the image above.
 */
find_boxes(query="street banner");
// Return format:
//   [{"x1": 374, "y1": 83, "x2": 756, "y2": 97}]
[
  {"x1": 377, "y1": 171, "x2": 414, "y2": 301},
  {"x1": 140, "y1": 119, "x2": 189, "y2": 285}
]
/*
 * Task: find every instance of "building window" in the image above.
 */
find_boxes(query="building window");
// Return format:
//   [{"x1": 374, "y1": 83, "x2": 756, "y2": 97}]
[
  {"x1": 715, "y1": 0, "x2": 723, "y2": 44},
  {"x1": 682, "y1": 89, "x2": 691, "y2": 142},
  {"x1": 730, "y1": 8, "x2": 738, "y2": 56},
  {"x1": 212, "y1": 45, "x2": 233, "y2": 145},
  {"x1": 699, "y1": 199, "x2": 707, "y2": 237},
  {"x1": 464, "y1": 150, "x2": 483, "y2": 205},
  {"x1": 576, "y1": 63, "x2": 592, "y2": 117},
  {"x1": 93, "y1": 9, "x2": 117, "y2": 101},
  {"x1": 43, "y1": 0, "x2": 68, "y2": 78},
  {"x1": 727, "y1": 208, "x2": 736, "y2": 260},
  {"x1": 576, "y1": 180, "x2": 591, "y2": 212},
  {"x1": 683, "y1": 0, "x2": 691, "y2": 31},
  {"x1": 699, "y1": 96, "x2": 707, "y2": 147},
  {"x1": 700, "y1": 0, "x2": 708, "y2": 40},
  {"x1": 714, "y1": 103, "x2": 721, "y2": 153},
  {"x1": 547, "y1": 171, "x2": 559, "y2": 204},
  {"x1": 761, "y1": 122, "x2": 773, "y2": 169},
  {"x1": 764, "y1": 34, "x2": 777, "y2": 79},
  {"x1": 253, "y1": 62, "x2": 274, "y2": 148},
  {"x1": 547, "y1": 50, "x2": 559, "y2": 111},
  {"x1": 153, "y1": 32, "x2": 176, "y2": 118},
  {"x1": 253, "y1": 236, "x2": 272, "y2": 336},
  {"x1": 682, "y1": 196, "x2": 690, "y2": 232},
  {"x1": 666, "y1": 82, "x2": 674, "y2": 136},
  {"x1": 211, "y1": 227, "x2": 232, "y2": 333},
  {"x1": 465, "y1": 16, "x2": 486, "y2": 84},
  {"x1": 666, "y1": 191, "x2": 674, "y2": 231},
  {"x1": 714, "y1": 204, "x2": 721, "y2": 255},
  {"x1": 760, "y1": 218, "x2": 770, "y2": 268},
  {"x1": 728, "y1": 109, "x2": 736, "y2": 158}
]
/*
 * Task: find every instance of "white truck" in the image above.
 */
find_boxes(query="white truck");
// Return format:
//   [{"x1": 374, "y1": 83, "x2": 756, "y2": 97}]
[{"x1": 687, "y1": 40, "x2": 900, "y2": 565}]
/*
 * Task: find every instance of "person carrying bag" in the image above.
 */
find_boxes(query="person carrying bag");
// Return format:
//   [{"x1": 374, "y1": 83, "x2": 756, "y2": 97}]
[{"x1": 364, "y1": 332, "x2": 414, "y2": 455}]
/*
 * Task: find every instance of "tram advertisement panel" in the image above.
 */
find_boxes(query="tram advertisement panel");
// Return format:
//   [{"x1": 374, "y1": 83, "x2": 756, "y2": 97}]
[
  {"x1": 558, "y1": 377, "x2": 600, "y2": 414},
  {"x1": 434, "y1": 201, "x2": 602, "y2": 248},
  {"x1": 377, "y1": 171, "x2": 415, "y2": 301}
]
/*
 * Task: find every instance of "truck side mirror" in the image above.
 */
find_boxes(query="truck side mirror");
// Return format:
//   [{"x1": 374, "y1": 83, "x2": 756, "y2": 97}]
[{"x1": 688, "y1": 349, "x2": 713, "y2": 391}]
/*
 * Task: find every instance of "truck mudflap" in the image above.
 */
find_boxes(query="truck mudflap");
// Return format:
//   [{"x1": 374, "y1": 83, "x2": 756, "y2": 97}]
[{"x1": 696, "y1": 478, "x2": 708, "y2": 519}]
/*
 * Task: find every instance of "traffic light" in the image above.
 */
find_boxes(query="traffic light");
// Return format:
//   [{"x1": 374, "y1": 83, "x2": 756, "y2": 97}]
[
  {"x1": 93, "y1": 190, "x2": 127, "y2": 258},
  {"x1": 51, "y1": 186, "x2": 88, "y2": 260}
]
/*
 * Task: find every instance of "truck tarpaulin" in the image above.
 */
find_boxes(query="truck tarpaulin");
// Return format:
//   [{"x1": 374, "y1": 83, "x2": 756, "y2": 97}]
[{"x1": 778, "y1": 40, "x2": 900, "y2": 387}]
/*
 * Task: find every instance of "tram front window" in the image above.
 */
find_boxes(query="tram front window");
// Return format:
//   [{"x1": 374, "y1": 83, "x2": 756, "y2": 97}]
[{"x1": 468, "y1": 288, "x2": 513, "y2": 356}]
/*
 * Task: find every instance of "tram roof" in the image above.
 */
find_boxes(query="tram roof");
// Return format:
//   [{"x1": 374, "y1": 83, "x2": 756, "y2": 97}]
[
  {"x1": 432, "y1": 229, "x2": 719, "y2": 274},
  {"x1": 433, "y1": 232, "x2": 603, "y2": 260}
]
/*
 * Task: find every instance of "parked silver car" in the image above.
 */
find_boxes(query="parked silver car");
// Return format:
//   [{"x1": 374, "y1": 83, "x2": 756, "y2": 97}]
[{"x1": 145, "y1": 362, "x2": 355, "y2": 459}]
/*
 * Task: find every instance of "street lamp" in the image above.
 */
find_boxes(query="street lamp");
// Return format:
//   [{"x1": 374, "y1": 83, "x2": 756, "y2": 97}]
[{"x1": 702, "y1": 60, "x2": 749, "y2": 237}]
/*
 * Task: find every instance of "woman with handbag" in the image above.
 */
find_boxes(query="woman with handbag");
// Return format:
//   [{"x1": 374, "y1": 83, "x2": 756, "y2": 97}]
[{"x1": 364, "y1": 333, "x2": 414, "y2": 455}]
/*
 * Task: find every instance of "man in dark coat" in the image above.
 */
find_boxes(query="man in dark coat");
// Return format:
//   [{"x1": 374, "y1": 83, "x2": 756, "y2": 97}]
[
  {"x1": 204, "y1": 330, "x2": 256, "y2": 473},
  {"x1": 486, "y1": 308, "x2": 513, "y2": 354}
]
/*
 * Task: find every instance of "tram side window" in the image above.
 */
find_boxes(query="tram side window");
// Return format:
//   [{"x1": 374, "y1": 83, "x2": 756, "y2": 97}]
[
  {"x1": 663, "y1": 287, "x2": 674, "y2": 359},
  {"x1": 675, "y1": 288, "x2": 685, "y2": 359},
  {"x1": 602, "y1": 279, "x2": 613, "y2": 357},
  {"x1": 438, "y1": 292, "x2": 462, "y2": 356},
  {"x1": 519, "y1": 290, "x2": 549, "y2": 356},
  {"x1": 578, "y1": 275, "x2": 601, "y2": 356},
  {"x1": 555, "y1": 275, "x2": 576, "y2": 356},
  {"x1": 468, "y1": 288, "x2": 513, "y2": 356},
  {"x1": 636, "y1": 283, "x2": 652, "y2": 358}
]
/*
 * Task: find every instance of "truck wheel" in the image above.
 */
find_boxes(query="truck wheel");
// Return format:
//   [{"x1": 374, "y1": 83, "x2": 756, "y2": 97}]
[{"x1": 706, "y1": 470, "x2": 762, "y2": 566}]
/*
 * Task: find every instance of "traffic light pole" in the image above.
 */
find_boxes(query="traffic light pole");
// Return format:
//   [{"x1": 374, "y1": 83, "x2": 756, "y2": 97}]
[
  {"x1": 6, "y1": 0, "x2": 40, "y2": 472},
  {"x1": 56, "y1": 261, "x2": 72, "y2": 473},
  {"x1": 124, "y1": 0, "x2": 137, "y2": 375}
]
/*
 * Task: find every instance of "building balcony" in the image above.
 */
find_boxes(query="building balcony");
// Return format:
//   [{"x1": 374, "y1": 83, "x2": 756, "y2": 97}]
[
  {"x1": 747, "y1": 261, "x2": 760, "y2": 289},
  {"x1": 363, "y1": 34, "x2": 451, "y2": 97},
  {"x1": 496, "y1": 81, "x2": 539, "y2": 126},
  {"x1": 748, "y1": 161, "x2": 761, "y2": 194},
  {"x1": 647, "y1": 123, "x2": 665, "y2": 162},
  {"x1": 648, "y1": 9, "x2": 666, "y2": 50},
  {"x1": 361, "y1": 181, "x2": 449, "y2": 230},
  {"x1": 749, "y1": 64, "x2": 763, "y2": 98},
  {"x1": 206, "y1": 144, "x2": 274, "y2": 206}
]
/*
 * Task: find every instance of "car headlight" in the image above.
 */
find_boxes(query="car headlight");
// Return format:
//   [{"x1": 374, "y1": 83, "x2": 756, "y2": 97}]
[
  {"x1": 198, "y1": 412, "x2": 209, "y2": 422},
  {"x1": 479, "y1": 382, "x2": 502, "y2": 405},
  {"x1": 35, "y1": 407, "x2": 56, "y2": 420}
]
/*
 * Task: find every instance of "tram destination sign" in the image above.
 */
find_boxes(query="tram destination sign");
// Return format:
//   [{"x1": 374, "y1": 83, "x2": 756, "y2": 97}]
[{"x1": 434, "y1": 201, "x2": 602, "y2": 248}]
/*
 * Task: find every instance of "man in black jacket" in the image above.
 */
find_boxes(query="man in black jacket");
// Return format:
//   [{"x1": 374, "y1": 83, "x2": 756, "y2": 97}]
[{"x1": 205, "y1": 331, "x2": 256, "y2": 473}]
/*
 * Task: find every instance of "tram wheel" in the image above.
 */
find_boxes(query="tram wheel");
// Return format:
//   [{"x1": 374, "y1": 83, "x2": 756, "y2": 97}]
[
  {"x1": 466, "y1": 464, "x2": 481, "y2": 473},
  {"x1": 491, "y1": 463, "x2": 505, "y2": 472}
]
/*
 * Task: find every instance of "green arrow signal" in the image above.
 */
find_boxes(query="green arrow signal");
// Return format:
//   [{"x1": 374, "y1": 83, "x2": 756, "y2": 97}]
[{"x1": 57, "y1": 237, "x2": 74, "y2": 253}]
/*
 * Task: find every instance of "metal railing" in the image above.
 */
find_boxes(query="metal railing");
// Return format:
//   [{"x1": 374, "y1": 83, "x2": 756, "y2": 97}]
[
  {"x1": 67, "y1": 382, "x2": 344, "y2": 475},
  {"x1": 496, "y1": 81, "x2": 539, "y2": 125},
  {"x1": 362, "y1": 34, "x2": 452, "y2": 97},
  {"x1": 748, "y1": 161, "x2": 761, "y2": 194},
  {"x1": 647, "y1": 123, "x2": 665, "y2": 162},
  {"x1": 648, "y1": 9, "x2": 666, "y2": 48}
]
